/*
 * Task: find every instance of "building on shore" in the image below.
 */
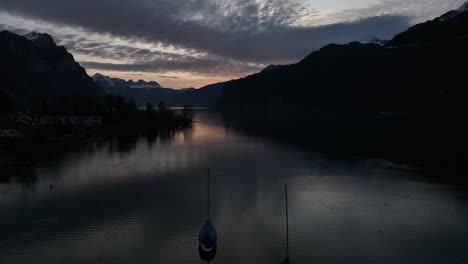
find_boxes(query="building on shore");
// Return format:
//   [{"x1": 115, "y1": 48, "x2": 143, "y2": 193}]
[{"x1": 0, "y1": 121, "x2": 24, "y2": 139}]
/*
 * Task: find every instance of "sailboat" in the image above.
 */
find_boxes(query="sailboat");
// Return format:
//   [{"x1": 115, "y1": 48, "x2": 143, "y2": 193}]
[
  {"x1": 280, "y1": 184, "x2": 291, "y2": 264},
  {"x1": 198, "y1": 169, "x2": 218, "y2": 261}
]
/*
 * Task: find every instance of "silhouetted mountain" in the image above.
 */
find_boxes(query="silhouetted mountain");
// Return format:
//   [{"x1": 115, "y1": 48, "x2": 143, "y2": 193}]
[
  {"x1": 93, "y1": 73, "x2": 163, "y2": 90},
  {"x1": 128, "y1": 79, "x2": 161, "y2": 89},
  {"x1": 92, "y1": 73, "x2": 181, "y2": 106},
  {"x1": 93, "y1": 73, "x2": 224, "y2": 107},
  {"x1": 0, "y1": 30, "x2": 103, "y2": 111},
  {"x1": 170, "y1": 82, "x2": 226, "y2": 107},
  {"x1": 386, "y1": 1, "x2": 468, "y2": 47},
  {"x1": 260, "y1": 64, "x2": 283, "y2": 73},
  {"x1": 361, "y1": 36, "x2": 388, "y2": 46},
  {"x1": 219, "y1": 3, "x2": 468, "y2": 112},
  {"x1": 92, "y1": 73, "x2": 131, "y2": 89}
]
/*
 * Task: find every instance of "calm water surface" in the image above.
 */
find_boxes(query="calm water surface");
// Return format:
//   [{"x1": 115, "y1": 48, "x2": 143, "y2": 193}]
[{"x1": 1, "y1": 111, "x2": 468, "y2": 264}]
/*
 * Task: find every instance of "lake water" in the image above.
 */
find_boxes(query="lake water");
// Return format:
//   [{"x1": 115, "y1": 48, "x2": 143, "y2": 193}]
[{"x1": 1, "y1": 111, "x2": 468, "y2": 264}]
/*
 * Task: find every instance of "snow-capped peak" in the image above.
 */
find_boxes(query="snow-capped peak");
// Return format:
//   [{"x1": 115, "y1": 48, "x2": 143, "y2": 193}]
[
  {"x1": 360, "y1": 36, "x2": 388, "y2": 46},
  {"x1": 92, "y1": 73, "x2": 107, "y2": 80},
  {"x1": 436, "y1": 1, "x2": 468, "y2": 22},
  {"x1": 457, "y1": 1, "x2": 468, "y2": 13},
  {"x1": 23, "y1": 31, "x2": 46, "y2": 41},
  {"x1": 92, "y1": 73, "x2": 116, "y2": 87},
  {"x1": 23, "y1": 31, "x2": 56, "y2": 48},
  {"x1": 127, "y1": 79, "x2": 161, "y2": 89},
  {"x1": 92, "y1": 73, "x2": 162, "y2": 89}
]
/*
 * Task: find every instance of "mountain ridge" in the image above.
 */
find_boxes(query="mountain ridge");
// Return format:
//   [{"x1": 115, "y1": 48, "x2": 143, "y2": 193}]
[
  {"x1": 0, "y1": 30, "x2": 103, "y2": 112},
  {"x1": 92, "y1": 73, "x2": 162, "y2": 89},
  {"x1": 92, "y1": 73, "x2": 223, "y2": 107},
  {"x1": 218, "y1": 2, "x2": 468, "y2": 111},
  {"x1": 385, "y1": 1, "x2": 468, "y2": 47}
]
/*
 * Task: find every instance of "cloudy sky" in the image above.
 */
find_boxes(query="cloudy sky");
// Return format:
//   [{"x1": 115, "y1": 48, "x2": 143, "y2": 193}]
[{"x1": 0, "y1": 0, "x2": 464, "y2": 88}]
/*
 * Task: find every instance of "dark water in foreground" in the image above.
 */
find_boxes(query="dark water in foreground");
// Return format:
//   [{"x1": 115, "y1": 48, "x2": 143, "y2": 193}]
[{"x1": 1, "y1": 111, "x2": 468, "y2": 264}]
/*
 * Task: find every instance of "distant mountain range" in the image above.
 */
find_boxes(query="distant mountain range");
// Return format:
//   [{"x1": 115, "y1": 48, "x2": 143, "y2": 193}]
[
  {"x1": 219, "y1": 2, "x2": 468, "y2": 112},
  {"x1": 92, "y1": 73, "x2": 223, "y2": 107},
  {"x1": 0, "y1": 30, "x2": 222, "y2": 112},
  {"x1": 92, "y1": 73, "x2": 182, "y2": 106},
  {"x1": 0, "y1": 30, "x2": 103, "y2": 111},
  {"x1": 2, "y1": 1, "x2": 468, "y2": 113},
  {"x1": 92, "y1": 73, "x2": 162, "y2": 90}
]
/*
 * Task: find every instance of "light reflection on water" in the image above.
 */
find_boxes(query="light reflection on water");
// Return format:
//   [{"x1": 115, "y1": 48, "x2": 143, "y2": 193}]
[{"x1": 1, "y1": 111, "x2": 468, "y2": 264}]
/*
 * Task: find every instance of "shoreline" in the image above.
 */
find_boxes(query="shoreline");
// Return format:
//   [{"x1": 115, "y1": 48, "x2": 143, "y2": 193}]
[{"x1": 0, "y1": 121, "x2": 193, "y2": 181}]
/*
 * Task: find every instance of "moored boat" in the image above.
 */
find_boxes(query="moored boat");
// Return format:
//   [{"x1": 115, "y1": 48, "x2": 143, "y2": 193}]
[{"x1": 198, "y1": 168, "x2": 218, "y2": 261}]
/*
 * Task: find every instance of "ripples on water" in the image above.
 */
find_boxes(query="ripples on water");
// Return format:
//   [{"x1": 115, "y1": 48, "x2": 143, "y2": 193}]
[{"x1": 1, "y1": 111, "x2": 468, "y2": 264}]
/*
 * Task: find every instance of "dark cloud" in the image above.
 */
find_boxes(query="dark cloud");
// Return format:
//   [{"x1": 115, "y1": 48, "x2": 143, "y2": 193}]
[
  {"x1": 0, "y1": 23, "x2": 30, "y2": 35},
  {"x1": 0, "y1": 0, "x2": 410, "y2": 64},
  {"x1": 58, "y1": 38, "x2": 193, "y2": 63},
  {"x1": 323, "y1": 0, "x2": 465, "y2": 24},
  {"x1": 80, "y1": 57, "x2": 263, "y2": 77},
  {"x1": 159, "y1": 75, "x2": 180, "y2": 79},
  {"x1": 125, "y1": 73, "x2": 144, "y2": 76}
]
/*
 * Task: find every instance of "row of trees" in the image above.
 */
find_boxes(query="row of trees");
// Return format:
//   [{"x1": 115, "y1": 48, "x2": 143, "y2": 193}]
[
  {"x1": 104, "y1": 96, "x2": 192, "y2": 128},
  {"x1": 0, "y1": 92, "x2": 193, "y2": 128}
]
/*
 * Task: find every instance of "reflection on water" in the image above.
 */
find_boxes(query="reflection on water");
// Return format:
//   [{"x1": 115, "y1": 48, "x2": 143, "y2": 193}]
[
  {"x1": 1, "y1": 111, "x2": 468, "y2": 264},
  {"x1": 199, "y1": 244, "x2": 217, "y2": 262}
]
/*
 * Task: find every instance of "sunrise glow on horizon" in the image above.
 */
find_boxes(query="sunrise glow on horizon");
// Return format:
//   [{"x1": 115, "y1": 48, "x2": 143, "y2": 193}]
[{"x1": 1, "y1": 0, "x2": 464, "y2": 88}]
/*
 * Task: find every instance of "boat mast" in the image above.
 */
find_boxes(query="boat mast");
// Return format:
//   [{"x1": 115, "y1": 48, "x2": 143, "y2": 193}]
[
  {"x1": 207, "y1": 168, "x2": 210, "y2": 221},
  {"x1": 285, "y1": 184, "x2": 289, "y2": 259}
]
